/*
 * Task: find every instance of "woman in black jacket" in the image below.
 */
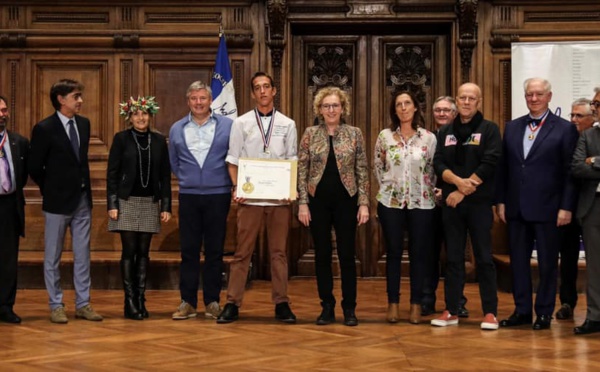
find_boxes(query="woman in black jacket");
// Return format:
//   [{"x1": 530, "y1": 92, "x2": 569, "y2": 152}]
[{"x1": 107, "y1": 96, "x2": 171, "y2": 320}]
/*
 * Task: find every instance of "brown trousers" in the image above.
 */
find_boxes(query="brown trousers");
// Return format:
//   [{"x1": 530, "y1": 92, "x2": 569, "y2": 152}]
[{"x1": 226, "y1": 204, "x2": 291, "y2": 306}]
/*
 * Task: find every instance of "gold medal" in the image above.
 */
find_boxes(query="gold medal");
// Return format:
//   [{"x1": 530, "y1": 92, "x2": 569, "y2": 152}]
[
  {"x1": 0, "y1": 150, "x2": 3, "y2": 158},
  {"x1": 242, "y1": 182, "x2": 254, "y2": 194},
  {"x1": 528, "y1": 134, "x2": 535, "y2": 140}
]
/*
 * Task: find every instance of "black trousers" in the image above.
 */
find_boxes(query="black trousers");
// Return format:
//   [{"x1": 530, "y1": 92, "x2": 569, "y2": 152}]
[
  {"x1": 443, "y1": 202, "x2": 498, "y2": 315},
  {"x1": 559, "y1": 220, "x2": 581, "y2": 309},
  {"x1": 421, "y1": 206, "x2": 468, "y2": 309},
  {"x1": 179, "y1": 193, "x2": 231, "y2": 308},
  {"x1": 0, "y1": 194, "x2": 19, "y2": 309},
  {"x1": 377, "y1": 203, "x2": 434, "y2": 304},
  {"x1": 309, "y1": 194, "x2": 358, "y2": 310}
]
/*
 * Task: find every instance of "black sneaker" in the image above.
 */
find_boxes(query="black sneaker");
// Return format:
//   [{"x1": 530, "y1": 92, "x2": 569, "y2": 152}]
[
  {"x1": 343, "y1": 309, "x2": 358, "y2": 327},
  {"x1": 216, "y1": 303, "x2": 239, "y2": 324},
  {"x1": 457, "y1": 305, "x2": 469, "y2": 318},
  {"x1": 316, "y1": 302, "x2": 336, "y2": 325},
  {"x1": 275, "y1": 302, "x2": 297, "y2": 324},
  {"x1": 421, "y1": 304, "x2": 436, "y2": 316}
]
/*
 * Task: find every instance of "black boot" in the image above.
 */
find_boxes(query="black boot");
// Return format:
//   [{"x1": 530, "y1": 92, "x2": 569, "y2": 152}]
[
  {"x1": 121, "y1": 259, "x2": 143, "y2": 320},
  {"x1": 136, "y1": 255, "x2": 150, "y2": 318},
  {"x1": 316, "y1": 302, "x2": 336, "y2": 325}
]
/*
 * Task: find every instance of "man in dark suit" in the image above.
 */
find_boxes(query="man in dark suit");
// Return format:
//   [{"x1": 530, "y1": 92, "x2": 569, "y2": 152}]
[
  {"x1": 0, "y1": 95, "x2": 28, "y2": 324},
  {"x1": 554, "y1": 98, "x2": 595, "y2": 321},
  {"x1": 571, "y1": 87, "x2": 600, "y2": 335},
  {"x1": 29, "y1": 79, "x2": 102, "y2": 324},
  {"x1": 497, "y1": 77, "x2": 579, "y2": 330}
]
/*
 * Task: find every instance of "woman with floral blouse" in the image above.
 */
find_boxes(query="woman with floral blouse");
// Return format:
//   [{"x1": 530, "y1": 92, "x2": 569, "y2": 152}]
[
  {"x1": 297, "y1": 87, "x2": 370, "y2": 327},
  {"x1": 374, "y1": 90, "x2": 437, "y2": 324}
]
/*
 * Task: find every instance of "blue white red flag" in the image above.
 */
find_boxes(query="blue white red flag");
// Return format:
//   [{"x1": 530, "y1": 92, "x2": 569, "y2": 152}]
[{"x1": 210, "y1": 33, "x2": 238, "y2": 119}]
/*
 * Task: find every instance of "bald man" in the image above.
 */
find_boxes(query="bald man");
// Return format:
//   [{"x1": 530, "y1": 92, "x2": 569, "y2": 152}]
[{"x1": 432, "y1": 83, "x2": 501, "y2": 330}]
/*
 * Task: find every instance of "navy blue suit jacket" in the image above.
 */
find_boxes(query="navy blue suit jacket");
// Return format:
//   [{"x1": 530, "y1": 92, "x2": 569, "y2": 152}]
[
  {"x1": 28, "y1": 113, "x2": 92, "y2": 214},
  {"x1": 496, "y1": 111, "x2": 578, "y2": 222}
]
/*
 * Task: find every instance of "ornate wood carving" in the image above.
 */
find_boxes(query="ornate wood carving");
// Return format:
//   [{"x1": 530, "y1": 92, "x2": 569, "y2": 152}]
[
  {"x1": 385, "y1": 44, "x2": 432, "y2": 109},
  {"x1": 490, "y1": 5, "x2": 519, "y2": 50},
  {"x1": 348, "y1": 2, "x2": 392, "y2": 17},
  {"x1": 456, "y1": 0, "x2": 478, "y2": 83},
  {"x1": 267, "y1": 0, "x2": 288, "y2": 109},
  {"x1": 307, "y1": 45, "x2": 354, "y2": 93}
]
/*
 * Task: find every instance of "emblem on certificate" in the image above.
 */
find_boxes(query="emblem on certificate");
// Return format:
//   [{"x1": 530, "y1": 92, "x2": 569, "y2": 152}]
[
  {"x1": 242, "y1": 176, "x2": 255, "y2": 194},
  {"x1": 236, "y1": 158, "x2": 297, "y2": 200}
]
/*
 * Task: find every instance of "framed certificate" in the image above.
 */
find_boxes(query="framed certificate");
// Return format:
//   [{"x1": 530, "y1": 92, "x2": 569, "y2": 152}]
[{"x1": 236, "y1": 158, "x2": 297, "y2": 200}]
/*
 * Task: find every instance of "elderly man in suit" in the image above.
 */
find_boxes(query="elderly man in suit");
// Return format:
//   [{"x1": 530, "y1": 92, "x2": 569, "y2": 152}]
[
  {"x1": 497, "y1": 77, "x2": 579, "y2": 330},
  {"x1": 29, "y1": 79, "x2": 102, "y2": 324},
  {"x1": 571, "y1": 87, "x2": 600, "y2": 335},
  {"x1": 0, "y1": 95, "x2": 28, "y2": 324}
]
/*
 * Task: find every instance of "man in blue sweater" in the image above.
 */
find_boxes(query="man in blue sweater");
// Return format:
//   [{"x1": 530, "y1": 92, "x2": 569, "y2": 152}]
[{"x1": 169, "y1": 81, "x2": 234, "y2": 320}]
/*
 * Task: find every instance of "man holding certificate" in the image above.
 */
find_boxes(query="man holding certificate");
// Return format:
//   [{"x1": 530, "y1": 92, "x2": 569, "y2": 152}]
[{"x1": 217, "y1": 72, "x2": 298, "y2": 324}]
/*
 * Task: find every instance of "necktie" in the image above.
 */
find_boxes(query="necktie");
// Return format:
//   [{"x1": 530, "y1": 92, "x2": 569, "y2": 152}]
[
  {"x1": 68, "y1": 119, "x2": 80, "y2": 161},
  {"x1": 0, "y1": 134, "x2": 12, "y2": 193}
]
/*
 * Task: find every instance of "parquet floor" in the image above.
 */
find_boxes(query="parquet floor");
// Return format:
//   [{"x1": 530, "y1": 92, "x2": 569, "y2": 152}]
[{"x1": 1, "y1": 279, "x2": 599, "y2": 371}]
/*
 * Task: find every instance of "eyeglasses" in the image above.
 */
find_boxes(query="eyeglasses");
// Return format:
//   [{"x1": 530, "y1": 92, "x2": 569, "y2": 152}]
[
  {"x1": 590, "y1": 101, "x2": 600, "y2": 109},
  {"x1": 433, "y1": 108, "x2": 453, "y2": 114},
  {"x1": 321, "y1": 103, "x2": 341, "y2": 110},
  {"x1": 457, "y1": 96, "x2": 478, "y2": 103},
  {"x1": 570, "y1": 113, "x2": 592, "y2": 119}
]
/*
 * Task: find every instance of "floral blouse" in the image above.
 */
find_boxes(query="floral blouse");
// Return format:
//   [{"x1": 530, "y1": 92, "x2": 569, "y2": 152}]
[
  {"x1": 374, "y1": 127, "x2": 437, "y2": 209},
  {"x1": 298, "y1": 124, "x2": 370, "y2": 206}
]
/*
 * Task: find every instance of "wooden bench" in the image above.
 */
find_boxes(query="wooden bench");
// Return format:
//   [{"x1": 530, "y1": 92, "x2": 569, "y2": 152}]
[{"x1": 18, "y1": 251, "x2": 242, "y2": 290}]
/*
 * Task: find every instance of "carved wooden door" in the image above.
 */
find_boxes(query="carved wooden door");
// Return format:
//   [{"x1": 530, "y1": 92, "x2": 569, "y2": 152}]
[{"x1": 288, "y1": 33, "x2": 450, "y2": 277}]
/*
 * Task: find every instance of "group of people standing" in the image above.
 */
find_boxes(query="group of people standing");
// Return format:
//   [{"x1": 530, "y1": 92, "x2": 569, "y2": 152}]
[{"x1": 1, "y1": 74, "x2": 599, "y2": 336}]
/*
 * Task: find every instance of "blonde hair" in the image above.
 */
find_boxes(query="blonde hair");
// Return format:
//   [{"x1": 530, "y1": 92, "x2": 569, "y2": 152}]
[{"x1": 312, "y1": 87, "x2": 351, "y2": 120}]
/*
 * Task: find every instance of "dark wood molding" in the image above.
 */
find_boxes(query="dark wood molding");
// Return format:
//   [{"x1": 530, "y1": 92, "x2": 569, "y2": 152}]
[{"x1": 456, "y1": 0, "x2": 478, "y2": 83}]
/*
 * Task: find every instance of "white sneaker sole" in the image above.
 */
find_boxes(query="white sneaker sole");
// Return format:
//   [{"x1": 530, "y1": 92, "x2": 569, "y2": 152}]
[
  {"x1": 481, "y1": 322, "x2": 499, "y2": 330},
  {"x1": 431, "y1": 319, "x2": 459, "y2": 327},
  {"x1": 172, "y1": 313, "x2": 197, "y2": 320}
]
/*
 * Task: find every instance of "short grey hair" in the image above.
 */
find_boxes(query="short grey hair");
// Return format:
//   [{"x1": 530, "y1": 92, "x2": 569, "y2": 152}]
[
  {"x1": 433, "y1": 96, "x2": 457, "y2": 112},
  {"x1": 186, "y1": 81, "x2": 212, "y2": 99},
  {"x1": 572, "y1": 98, "x2": 592, "y2": 114},
  {"x1": 523, "y1": 77, "x2": 552, "y2": 93}
]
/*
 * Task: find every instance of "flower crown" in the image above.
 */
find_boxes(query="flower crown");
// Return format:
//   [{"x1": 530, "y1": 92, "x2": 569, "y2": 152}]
[{"x1": 119, "y1": 96, "x2": 160, "y2": 120}]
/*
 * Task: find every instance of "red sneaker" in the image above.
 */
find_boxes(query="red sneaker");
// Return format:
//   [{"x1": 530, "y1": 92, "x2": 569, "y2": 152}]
[
  {"x1": 481, "y1": 313, "x2": 499, "y2": 330},
  {"x1": 431, "y1": 310, "x2": 459, "y2": 327}
]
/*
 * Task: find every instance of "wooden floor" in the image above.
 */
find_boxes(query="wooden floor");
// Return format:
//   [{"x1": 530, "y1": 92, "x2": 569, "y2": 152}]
[{"x1": 1, "y1": 279, "x2": 599, "y2": 371}]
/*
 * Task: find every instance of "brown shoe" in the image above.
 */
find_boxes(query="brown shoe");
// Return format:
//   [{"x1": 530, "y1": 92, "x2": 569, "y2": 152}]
[
  {"x1": 75, "y1": 304, "x2": 103, "y2": 321},
  {"x1": 50, "y1": 306, "x2": 68, "y2": 324},
  {"x1": 386, "y1": 303, "x2": 399, "y2": 323},
  {"x1": 409, "y1": 304, "x2": 421, "y2": 324}
]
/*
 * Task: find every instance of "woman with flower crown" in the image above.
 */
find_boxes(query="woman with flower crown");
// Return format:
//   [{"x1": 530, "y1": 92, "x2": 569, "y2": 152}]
[{"x1": 107, "y1": 96, "x2": 172, "y2": 320}]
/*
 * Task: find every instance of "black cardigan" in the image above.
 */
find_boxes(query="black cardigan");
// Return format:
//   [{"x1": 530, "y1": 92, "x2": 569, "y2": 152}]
[{"x1": 106, "y1": 128, "x2": 171, "y2": 212}]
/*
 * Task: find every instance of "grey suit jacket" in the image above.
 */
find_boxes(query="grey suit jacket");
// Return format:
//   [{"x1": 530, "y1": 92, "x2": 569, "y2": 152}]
[{"x1": 572, "y1": 125, "x2": 600, "y2": 220}]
